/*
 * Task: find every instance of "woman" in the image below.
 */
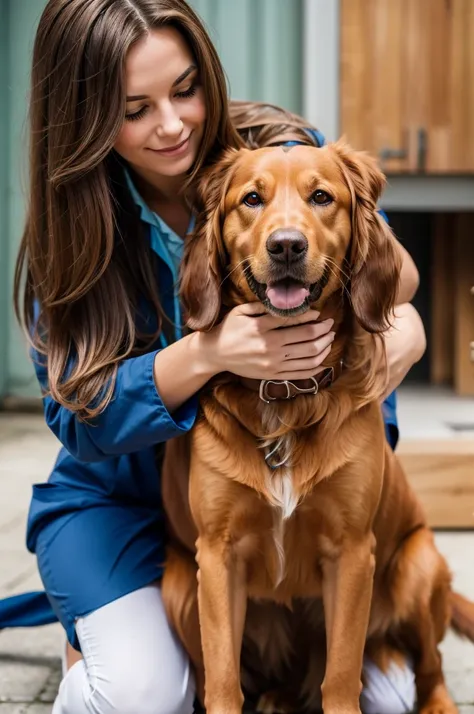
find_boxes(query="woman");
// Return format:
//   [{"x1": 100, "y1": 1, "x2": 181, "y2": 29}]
[{"x1": 3, "y1": 1, "x2": 425, "y2": 712}]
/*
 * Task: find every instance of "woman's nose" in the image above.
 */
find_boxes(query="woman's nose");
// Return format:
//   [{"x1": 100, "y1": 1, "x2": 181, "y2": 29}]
[{"x1": 156, "y1": 105, "x2": 184, "y2": 139}]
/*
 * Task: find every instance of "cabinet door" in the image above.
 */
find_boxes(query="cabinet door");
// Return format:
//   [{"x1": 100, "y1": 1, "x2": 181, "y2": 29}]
[
  {"x1": 340, "y1": 0, "x2": 474, "y2": 174},
  {"x1": 454, "y1": 215, "x2": 474, "y2": 395}
]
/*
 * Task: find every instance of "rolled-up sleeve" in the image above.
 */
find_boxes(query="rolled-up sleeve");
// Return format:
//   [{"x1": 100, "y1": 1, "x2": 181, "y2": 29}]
[{"x1": 33, "y1": 347, "x2": 197, "y2": 463}]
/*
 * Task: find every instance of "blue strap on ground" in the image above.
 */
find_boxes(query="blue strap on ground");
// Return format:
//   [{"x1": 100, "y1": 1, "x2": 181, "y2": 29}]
[{"x1": 0, "y1": 591, "x2": 57, "y2": 629}]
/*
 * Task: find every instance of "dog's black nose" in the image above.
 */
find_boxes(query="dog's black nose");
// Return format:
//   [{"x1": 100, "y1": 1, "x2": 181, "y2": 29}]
[{"x1": 266, "y1": 229, "x2": 308, "y2": 262}]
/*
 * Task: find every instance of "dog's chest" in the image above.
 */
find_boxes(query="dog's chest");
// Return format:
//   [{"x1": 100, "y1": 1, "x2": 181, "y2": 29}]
[
  {"x1": 246, "y1": 423, "x2": 329, "y2": 595},
  {"x1": 241, "y1": 492, "x2": 330, "y2": 600},
  {"x1": 240, "y1": 411, "x2": 304, "y2": 587}
]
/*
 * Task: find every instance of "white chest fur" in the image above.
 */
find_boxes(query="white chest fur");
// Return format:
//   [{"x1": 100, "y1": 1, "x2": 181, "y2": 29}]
[{"x1": 261, "y1": 408, "x2": 300, "y2": 586}]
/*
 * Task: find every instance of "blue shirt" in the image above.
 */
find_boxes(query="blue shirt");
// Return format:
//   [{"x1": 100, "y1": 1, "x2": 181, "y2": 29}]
[{"x1": 26, "y1": 170, "x2": 198, "y2": 552}]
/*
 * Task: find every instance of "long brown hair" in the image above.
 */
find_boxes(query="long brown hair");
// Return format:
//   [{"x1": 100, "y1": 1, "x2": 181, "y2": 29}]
[
  {"x1": 14, "y1": 0, "x2": 323, "y2": 421},
  {"x1": 14, "y1": 0, "x2": 242, "y2": 419}
]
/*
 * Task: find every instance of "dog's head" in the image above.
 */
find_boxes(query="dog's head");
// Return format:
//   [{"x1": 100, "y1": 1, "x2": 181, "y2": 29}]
[{"x1": 181, "y1": 142, "x2": 401, "y2": 333}]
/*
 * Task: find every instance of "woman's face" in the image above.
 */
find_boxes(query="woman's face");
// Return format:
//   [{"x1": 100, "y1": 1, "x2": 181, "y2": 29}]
[{"x1": 114, "y1": 27, "x2": 206, "y2": 182}]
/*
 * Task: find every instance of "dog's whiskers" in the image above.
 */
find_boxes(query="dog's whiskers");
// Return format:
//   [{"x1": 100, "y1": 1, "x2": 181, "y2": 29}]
[
  {"x1": 219, "y1": 256, "x2": 255, "y2": 290},
  {"x1": 324, "y1": 257, "x2": 351, "y2": 302},
  {"x1": 324, "y1": 255, "x2": 351, "y2": 284}
]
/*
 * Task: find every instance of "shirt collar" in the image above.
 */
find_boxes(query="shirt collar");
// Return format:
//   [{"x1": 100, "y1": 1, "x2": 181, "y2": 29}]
[
  {"x1": 124, "y1": 169, "x2": 157, "y2": 227},
  {"x1": 124, "y1": 167, "x2": 195, "y2": 235}
]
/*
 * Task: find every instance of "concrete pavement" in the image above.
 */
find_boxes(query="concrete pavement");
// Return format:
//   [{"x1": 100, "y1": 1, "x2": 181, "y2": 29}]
[{"x1": 0, "y1": 413, "x2": 473, "y2": 712}]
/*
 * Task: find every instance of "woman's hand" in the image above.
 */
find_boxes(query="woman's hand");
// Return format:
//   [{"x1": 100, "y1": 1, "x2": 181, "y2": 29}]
[{"x1": 199, "y1": 302, "x2": 335, "y2": 381}]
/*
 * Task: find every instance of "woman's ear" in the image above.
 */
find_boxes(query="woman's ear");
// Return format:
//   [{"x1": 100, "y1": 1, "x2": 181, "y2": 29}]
[
  {"x1": 332, "y1": 142, "x2": 401, "y2": 333},
  {"x1": 180, "y1": 148, "x2": 242, "y2": 331}
]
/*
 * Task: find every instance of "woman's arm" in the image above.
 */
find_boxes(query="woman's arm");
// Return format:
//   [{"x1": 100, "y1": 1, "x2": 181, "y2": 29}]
[
  {"x1": 36, "y1": 347, "x2": 199, "y2": 463},
  {"x1": 394, "y1": 238, "x2": 420, "y2": 304},
  {"x1": 381, "y1": 302, "x2": 427, "y2": 400},
  {"x1": 36, "y1": 303, "x2": 333, "y2": 462},
  {"x1": 379, "y1": 233, "x2": 425, "y2": 396}
]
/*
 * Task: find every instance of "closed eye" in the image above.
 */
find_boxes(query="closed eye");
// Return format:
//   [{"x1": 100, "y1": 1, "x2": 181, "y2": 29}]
[
  {"x1": 125, "y1": 82, "x2": 199, "y2": 121},
  {"x1": 125, "y1": 106, "x2": 148, "y2": 122},
  {"x1": 175, "y1": 83, "x2": 198, "y2": 99}
]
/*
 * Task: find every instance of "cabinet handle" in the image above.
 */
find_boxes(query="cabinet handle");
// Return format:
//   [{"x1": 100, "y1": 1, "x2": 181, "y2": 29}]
[
  {"x1": 379, "y1": 127, "x2": 428, "y2": 172},
  {"x1": 417, "y1": 128, "x2": 427, "y2": 172},
  {"x1": 379, "y1": 147, "x2": 408, "y2": 161}
]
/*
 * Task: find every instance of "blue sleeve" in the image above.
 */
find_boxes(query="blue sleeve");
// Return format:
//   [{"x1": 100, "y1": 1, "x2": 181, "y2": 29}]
[
  {"x1": 382, "y1": 391, "x2": 399, "y2": 450},
  {"x1": 33, "y1": 346, "x2": 197, "y2": 463},
  {"x1": 376, "y1": 211, "x2": 399, "y2": 448}
]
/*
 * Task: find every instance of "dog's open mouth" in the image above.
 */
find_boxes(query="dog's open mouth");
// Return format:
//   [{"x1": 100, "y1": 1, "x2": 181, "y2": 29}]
[
  {"x1": 266, "y1": 279, "x2": 310, "y2": 311},
  {"x1": 245, "y1": 263, "x2": 326, "y2": 315}
]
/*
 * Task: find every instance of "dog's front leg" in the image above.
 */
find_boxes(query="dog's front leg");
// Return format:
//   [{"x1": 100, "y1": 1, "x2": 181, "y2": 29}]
[
  {"x1": 321, "y1": 535, "x2": 375, "y2": 714},
  {"x1": 196, "y1": 535, "x2": 247, "y2": 714}
]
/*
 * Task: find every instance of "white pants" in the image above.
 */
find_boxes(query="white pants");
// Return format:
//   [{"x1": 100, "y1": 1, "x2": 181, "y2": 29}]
[{"x1": 52, "y1": 585, "x2": 416, "y2": 714}]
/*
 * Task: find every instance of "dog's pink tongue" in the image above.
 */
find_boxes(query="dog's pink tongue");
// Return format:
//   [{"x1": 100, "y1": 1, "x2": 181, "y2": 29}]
[{"x1": 266, "y1": 283, "x2": 309, "y2": 310}]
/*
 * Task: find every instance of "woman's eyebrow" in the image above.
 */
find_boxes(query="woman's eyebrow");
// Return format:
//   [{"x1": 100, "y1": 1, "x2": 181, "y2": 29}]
[
  {"x1": 126, "y1": 64, "x2": 198, "y2": 101},
  {"x1": 171, "y1": 63, "x2": 197, "y2": 87}
]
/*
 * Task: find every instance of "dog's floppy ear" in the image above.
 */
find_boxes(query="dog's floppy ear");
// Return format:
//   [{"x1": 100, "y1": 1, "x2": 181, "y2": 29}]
[
  {"x1": 180, "y1": 148, "x2": 243, "y2": 331},
  {"x1": 332, "y1": 141, "x2": 401, "y2": 333}
]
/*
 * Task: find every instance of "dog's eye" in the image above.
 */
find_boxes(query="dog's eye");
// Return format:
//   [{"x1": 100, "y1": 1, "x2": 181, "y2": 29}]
[
  {"x1": 243, "y1": 192, "x2": 263, "y2": 207},
  {"x1": 310, "y1": 190, "x2": 333, "y2": 206}
]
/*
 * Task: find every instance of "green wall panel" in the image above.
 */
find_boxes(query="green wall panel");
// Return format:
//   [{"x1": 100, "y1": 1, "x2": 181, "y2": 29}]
[
  {"x1": 189, "y1": 0, "x2": 303, "y2": 113},
  {"x1": 5, "y1": 0, "x2": 46, "y2": 399},
  {"x1": 0, "y1": 0, "x2": 9, "y2": 399}
]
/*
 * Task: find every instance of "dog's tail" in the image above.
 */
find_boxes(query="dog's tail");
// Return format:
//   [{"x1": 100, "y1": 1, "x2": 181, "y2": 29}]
[{"x1": 450, "y1": 590, "x2": 474, "y2": 642}]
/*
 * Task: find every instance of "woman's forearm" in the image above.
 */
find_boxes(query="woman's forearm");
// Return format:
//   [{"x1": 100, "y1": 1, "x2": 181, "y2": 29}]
[
  {"x1": 153, "y1": 332, "x2": 218, "y2": 413},
  {"x1": 394, "y1": 239, "x2": 420, "y2": 304},
  {"x1": 154, "y1": 294, "x2": 426, "y2": 414}
]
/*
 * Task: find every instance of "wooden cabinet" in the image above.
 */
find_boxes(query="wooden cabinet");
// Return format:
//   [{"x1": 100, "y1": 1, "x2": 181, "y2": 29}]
[
  {"x1": 340, "y1": 0, "x2": 474, "y2": 174},
  {"x1": 430, "y1": 213, "x2": 474, "y2": 396}
]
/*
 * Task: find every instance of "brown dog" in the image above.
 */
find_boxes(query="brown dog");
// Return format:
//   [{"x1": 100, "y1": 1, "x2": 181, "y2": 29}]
[{"x1": 161, "y1": 142, "x2": 474, "y2": 714}]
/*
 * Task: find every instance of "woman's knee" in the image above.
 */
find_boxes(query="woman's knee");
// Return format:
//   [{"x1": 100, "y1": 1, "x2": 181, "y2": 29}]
[
  {"x1": 71, "y1": 586, "x2": 196, "y2": 714},
  {"x1": 86, "y1": 665, "x2": 195, "y2": 714},
  {"x1": 361, "y1": 656, "x2": 416, "y2": 714}
]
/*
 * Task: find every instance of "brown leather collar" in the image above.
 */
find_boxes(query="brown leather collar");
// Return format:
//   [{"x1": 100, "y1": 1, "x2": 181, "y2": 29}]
[{"x1": 241, "y1": 360, "x2": 344, "y2": 404}]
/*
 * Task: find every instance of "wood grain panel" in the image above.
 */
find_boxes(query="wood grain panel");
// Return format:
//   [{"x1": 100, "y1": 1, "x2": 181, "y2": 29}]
[
  {"x1": 398, "y1": 440, "x2": 474, "y2": 528},
  {"x1": 340, "y1": 0, "x2": 474, "y2": 173},
  {"x1": 454, "y1": 213, "x2": 474, "y2": 395},
  {"x1": 430, "y1": 215, "x2": 455, "y2": 385}
]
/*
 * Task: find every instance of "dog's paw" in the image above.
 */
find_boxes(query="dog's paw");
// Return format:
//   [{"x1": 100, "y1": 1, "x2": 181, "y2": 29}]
[{"x1": 256, "y1": 690, "x2": 299, "y2": 713}]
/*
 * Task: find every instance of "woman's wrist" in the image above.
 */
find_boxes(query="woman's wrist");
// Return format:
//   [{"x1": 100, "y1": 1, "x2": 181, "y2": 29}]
[
  {"x1": 151, "y1": 330, "x2": 222, "y2": 414},
  {"x1": 186, "y1": 330, "x2": 222, "y2": 380}
]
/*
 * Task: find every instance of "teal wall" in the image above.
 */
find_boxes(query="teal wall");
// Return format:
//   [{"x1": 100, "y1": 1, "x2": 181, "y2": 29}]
[
  {"x1": 0, "y1": 0, "x2": 9, "y2": 399},
  {"x1": 0, "y1": 0, "x2": 303, "y2": 401},
  {"x1": 189, "y1": 0, "x2": 303, "y2": 114},
  {"x1": 5, "y1": 0, "x2": 46, "y2": 400}
]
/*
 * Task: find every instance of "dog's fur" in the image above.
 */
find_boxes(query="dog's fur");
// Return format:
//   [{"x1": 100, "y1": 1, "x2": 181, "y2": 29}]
[{"x1": 161, "y1": 143, "x2": 474, "y2": 714}]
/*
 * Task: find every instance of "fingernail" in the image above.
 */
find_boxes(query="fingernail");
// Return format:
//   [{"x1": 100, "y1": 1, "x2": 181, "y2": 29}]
[
  {"x1": 329, "y1": 331, "x2": 336, "y2": 340},
  {"x1": 325, "y1": 318, "x2": 334, "y2": 327}
]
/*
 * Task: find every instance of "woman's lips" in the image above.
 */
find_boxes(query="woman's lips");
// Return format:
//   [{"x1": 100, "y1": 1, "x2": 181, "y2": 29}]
[{"x1": 149, "y1": 134, "x2": 192, "y2": 157}]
